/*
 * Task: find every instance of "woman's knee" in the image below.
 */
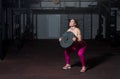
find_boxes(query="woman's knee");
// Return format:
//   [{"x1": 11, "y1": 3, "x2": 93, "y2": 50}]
[
  {"x1": 78, "y1": 52, "x2": 83, "y2": 57},
  {"x1": 77, "y1": 47, "x2": 86, "y2": 56}
]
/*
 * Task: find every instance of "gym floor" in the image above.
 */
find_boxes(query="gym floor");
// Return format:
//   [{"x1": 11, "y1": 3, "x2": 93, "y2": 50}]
[{"x1": 0, "y1": 40, "x2": 120, "y2": 79}]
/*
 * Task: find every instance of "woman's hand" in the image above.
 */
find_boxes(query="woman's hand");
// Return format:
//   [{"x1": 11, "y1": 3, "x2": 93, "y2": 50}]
[
  {"x1": 59, "y1": 37, "x2": 62, "y2": 42},
  {"x1": 72, "y1": 37, "x2": 77, "y2": 42}
]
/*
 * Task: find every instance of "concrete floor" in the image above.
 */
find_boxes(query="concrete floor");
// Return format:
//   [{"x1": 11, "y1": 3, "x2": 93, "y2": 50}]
[{"x1": 0, "y1": 40, "x2": 120, "y2": 79}]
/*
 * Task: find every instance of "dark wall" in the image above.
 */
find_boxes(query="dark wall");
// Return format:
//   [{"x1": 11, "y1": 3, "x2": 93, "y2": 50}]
[
  {"x1": 0, "y1": 0, "x2": 3, "y2": 59},
  {"x1": 0, "y1": 0, "x2": 7, "y2": 60}
]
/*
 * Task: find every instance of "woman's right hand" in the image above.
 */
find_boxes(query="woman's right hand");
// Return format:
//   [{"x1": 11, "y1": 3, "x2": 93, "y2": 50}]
[{"x1": 59, "y1": 37, "x2": 62, "y2": 42}]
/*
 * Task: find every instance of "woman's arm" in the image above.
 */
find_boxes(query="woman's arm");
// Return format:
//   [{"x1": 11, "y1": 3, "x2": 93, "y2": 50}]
[{"x1": 77, "y1": 28, "x2": 82, "y2": 42}]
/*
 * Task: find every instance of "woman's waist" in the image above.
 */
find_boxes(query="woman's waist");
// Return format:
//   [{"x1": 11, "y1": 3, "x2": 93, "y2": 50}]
[{"x1": 73, "y1": 40, "x2": 87, "y2": 47}]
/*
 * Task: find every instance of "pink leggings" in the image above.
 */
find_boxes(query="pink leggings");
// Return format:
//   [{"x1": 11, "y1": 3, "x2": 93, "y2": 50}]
[{"x1": 64, "y1": 41, "x2": 87, "y2": 66}]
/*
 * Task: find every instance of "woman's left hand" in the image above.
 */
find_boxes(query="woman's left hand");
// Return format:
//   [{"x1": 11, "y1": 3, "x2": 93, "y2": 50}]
[{"x1": 72, "y1": 37, "x2": 77, "y2": 42}]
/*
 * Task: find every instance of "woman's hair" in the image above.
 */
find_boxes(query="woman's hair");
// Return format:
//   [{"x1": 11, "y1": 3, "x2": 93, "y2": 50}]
[{"x1": 70, "y1": 19, "x2": 79, "y2": 28}]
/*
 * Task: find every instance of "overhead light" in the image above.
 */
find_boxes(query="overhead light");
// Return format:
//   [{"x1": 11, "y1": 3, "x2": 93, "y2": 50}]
[{"x1": 52, "y1": 0, "x2": 60, "y2": 4}]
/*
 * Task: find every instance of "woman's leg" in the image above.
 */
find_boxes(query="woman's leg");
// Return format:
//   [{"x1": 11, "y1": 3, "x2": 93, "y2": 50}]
[
  {"x1": 64, "y1": 49, "x2": 70, "y2": 64},
  {"x1": 78, "y1": 47, "x2": 86, "y2": 66},
  {"x1": 63, "y1": 48, "x2": 71, "y2": 69},
  {"x1": 78, "y1": 46, "x2": 87, "y2": 72}
]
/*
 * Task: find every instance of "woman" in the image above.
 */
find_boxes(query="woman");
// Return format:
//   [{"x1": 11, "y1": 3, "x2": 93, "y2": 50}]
[{"x1": 59, "y1": 19, "x2": 87, "y2": 72}]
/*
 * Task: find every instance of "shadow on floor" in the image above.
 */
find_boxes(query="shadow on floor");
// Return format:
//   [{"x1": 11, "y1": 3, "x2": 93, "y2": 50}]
[{"x1": 71, "y1": 53, "x2": 114, "y2": 70}]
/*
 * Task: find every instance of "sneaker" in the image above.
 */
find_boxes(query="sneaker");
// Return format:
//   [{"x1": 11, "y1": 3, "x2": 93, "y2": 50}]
[
  {"x1": 80, "y1": 67, "x2": 87, "y2": 72},
  {"x1": 62, "y1": 64, "x2": 71, "y2": 70}
]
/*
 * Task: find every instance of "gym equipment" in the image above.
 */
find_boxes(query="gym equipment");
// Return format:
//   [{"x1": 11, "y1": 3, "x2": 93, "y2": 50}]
[{"x1": 60, "y1": 31, "x2": 75, "y2": 48}]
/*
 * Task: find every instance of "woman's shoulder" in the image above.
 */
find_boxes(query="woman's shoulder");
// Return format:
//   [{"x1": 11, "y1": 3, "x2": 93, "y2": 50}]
[
  {"x1": 76, "y1": 27, "x2": 80, "y2": 30},
  {"x1": 67, "y1": 28, "x2": 71, "y2": 31},
  {"x1": 75, "y1": 27, "x2": 81, "y2": 32}
]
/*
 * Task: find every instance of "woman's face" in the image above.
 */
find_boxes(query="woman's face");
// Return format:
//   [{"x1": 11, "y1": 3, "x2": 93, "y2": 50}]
[{"x1": 69, "y1": 19, "x2": 76, "y2": 27}]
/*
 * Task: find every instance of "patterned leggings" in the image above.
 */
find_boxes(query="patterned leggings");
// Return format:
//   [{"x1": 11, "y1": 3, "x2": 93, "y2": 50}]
[{"x1": 64, "y1": 41, "x2": 87, "y2": 66}]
